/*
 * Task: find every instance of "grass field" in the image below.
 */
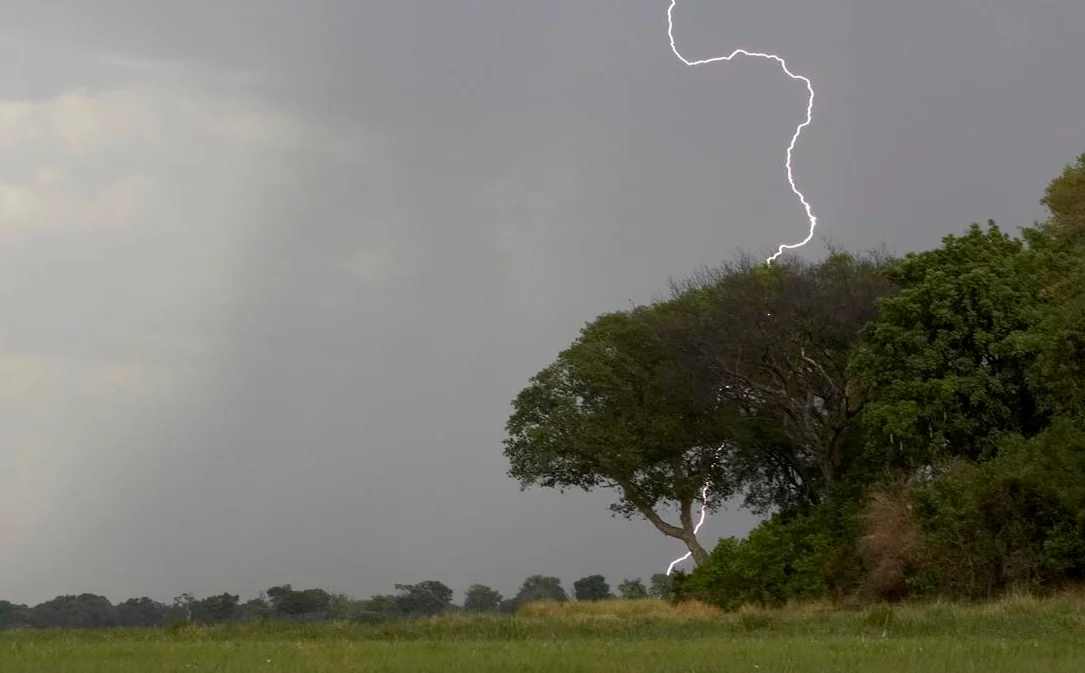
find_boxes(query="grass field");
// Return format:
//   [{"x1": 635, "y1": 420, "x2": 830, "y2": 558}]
[{"x1": 4, "y1": 593, "x2": 1085, "y2": 672}]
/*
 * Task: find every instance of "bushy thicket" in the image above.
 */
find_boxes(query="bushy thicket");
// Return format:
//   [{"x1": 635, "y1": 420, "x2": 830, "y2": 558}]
[
  {"x1": 905, "y1": 419, "x2": 1085, "y2": 599},
  {"x1": 673, "y1": 154, "x2": 1085, "y2": 609},
  {"x1": 681, "y1": 419, "x2": 1085, "y2": 607},
  {"x1": 673, "y1": 496, "x2": 865, "y2": 609}
]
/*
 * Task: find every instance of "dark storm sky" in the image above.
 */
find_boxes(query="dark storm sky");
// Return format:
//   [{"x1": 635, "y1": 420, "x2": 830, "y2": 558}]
[{"x1": 1, "y1": 0, "x2": 1082, "y2": 604}]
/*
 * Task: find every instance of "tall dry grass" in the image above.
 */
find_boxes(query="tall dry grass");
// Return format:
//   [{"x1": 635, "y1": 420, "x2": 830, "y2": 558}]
[{"x1": 517, "y1": 599, "x2": 720, "y2": 619}]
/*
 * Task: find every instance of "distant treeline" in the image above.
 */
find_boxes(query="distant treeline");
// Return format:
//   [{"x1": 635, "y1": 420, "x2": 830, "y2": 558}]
[{"x1": 0, "y1": 574, "x2": 672, "y2": 629}]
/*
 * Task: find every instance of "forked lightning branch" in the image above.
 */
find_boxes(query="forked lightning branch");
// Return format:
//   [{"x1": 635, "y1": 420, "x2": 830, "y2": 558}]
[{"x1": 663, "y1": 0, "x2": 820, "y2": 573}]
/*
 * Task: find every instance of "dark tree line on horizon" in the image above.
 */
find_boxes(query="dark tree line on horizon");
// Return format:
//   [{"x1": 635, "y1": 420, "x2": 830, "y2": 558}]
[{"x1": 0, "y1": 574, "x2": 674, "y2": 629}]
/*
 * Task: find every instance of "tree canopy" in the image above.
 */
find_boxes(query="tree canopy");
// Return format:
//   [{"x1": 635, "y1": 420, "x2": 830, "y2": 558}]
[
  {"x1": 573, "y1": 575, "x2": 612, "y2": 601},
  {"x1": 850, "y1": 222, "x2": 1056, "y2": 469},
  {"x1": 504, "y1": 304, "x2": 735, "y2": 564},
  {"x1": 504, "y1": 250, "x2": 894, "y2": 564}
]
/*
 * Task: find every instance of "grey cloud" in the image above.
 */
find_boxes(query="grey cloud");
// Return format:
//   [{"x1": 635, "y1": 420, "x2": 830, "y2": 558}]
[{"x1": 1, "y1": 0, "x2": 1083, "y2": 604}]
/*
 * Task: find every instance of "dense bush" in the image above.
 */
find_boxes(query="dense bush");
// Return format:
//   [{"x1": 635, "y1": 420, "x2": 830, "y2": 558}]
[
  {"x1": 678, "y1": 420, "x2": 1085, "y2": 610},
  {"x1": 675, "y1": 499, "x2": 864, "y2": 609},
  {"x1": 906, "y1": 419, "x2": 1085, "y2": 599}
]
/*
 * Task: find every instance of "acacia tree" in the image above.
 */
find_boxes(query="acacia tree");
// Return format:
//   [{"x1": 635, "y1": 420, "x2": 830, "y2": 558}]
[
  {"x1": 505, "y1": 250, "x2": 893, "y2": 563},
  {"x1": 504, "y1": 304, "x2": 737, "y2": 566},
  {"x1": 659, "y1": 250, "x2": 895, "y2": 511}
]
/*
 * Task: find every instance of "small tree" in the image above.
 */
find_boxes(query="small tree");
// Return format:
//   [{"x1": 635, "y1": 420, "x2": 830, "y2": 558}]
[
  {"x1": 514, "y1": 575, "x2": 568, "y2": 604},
  {"x1": 648, "y1": 573, "x2": 674, "y2": 600},
  {"x1": 115, "y1": 597, "x2": 169, "y2": 627},
  {"x1": 617, "y1": 578, "x2": 648, "y2": 599},
  {"x1": 573, "y1": 575, "x2": 612, "y2": 601},
  {"x1": 463, "y1": 585, "x2": 503, "y2": 613},
  {"x1": 360, "y1": 594, "x2": 398, "y2": 617},
  {"x1": 505, "y1": 306, "x2": 736, "y2": 566},
  {"x1": 1041, "y1": 153, "x2": 1085, "y2": 249},
  {"x1": 1031, "y1": 155, "x2": 1085, "y2": 415},
  {"x1": 189, "y1": 593, "x2": 239, "y2": 624},
  {"x1": 393, "y1": 581, "x2": 454, "y2": 616},
  {"x1": 265, "y1": 585, "x2": 332, "y2": 617},
  {"x1": 236, "y1": 596, "x2": 272, "y2": 622}
]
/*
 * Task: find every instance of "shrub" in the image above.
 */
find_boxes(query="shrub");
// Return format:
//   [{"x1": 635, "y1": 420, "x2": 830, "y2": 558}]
[
  {"x1": 908, "y1": 419, "x2": 1085, "y2": 599},
  {"x1": 675, "y1": 503, "x2": 859, "y2": 610}
]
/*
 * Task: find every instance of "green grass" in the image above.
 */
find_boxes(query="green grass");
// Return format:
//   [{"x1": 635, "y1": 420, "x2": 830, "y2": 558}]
[{"x1": 4, "y1": 594, "x2": 1085, "y2": 671}]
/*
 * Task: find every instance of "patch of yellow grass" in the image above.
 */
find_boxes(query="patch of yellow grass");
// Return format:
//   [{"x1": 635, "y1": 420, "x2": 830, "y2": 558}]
[{"x1": 517, "y1": 599, "x2": 719, "y2": 619}]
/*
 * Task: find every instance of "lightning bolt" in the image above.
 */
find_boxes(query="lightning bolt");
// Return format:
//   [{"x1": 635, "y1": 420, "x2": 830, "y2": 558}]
[
  {"x1": 665, "y1": 0, "x2": 818, "y2": 266},
  {"x1": 663, "y1": 1, "x2": 820, "y2": 573},
  {"x1": 665, "y1": 485, "x2": 710, "y2": 575}
]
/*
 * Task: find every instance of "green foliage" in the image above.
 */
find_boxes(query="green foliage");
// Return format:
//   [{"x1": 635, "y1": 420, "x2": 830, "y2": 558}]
[
  {"x1": 1030, "y1": 162, "x2": 1085, "y2": 415},
  {"x1": 664, "y1": 250, "x2": 895, "y2": 512},
  {"x1": 504, "y1": 305, "x2": 734, "y2": 517},
  {"x1": 908, "y1": 419, "x2": 1085, "y2": 599},
  {"x1": 9, "y1": 613, "x2": 1085, "y2": 673},
  {"x1": 573, "y1": 575, "x2": 612, "y2": 601},
  {"x1": 1032, "y1": 158, "x2": 1085, "y2": 413},
  {"x1": 648, "y1": 573, "x2": 674, "y2": 601},
  {"x1": 113, "y1": 597, "x2": 172, "y2": 627},
  {"x1": 674, "y1": 504, "x2": 859, "y2": 610},
  {"x1": 189, "y1": 593, "x2": 240, "y2": 624},
  {"x1": 503, "y1": 302, "x2": 738, "y2": 565},
  {"x1": 463, "y1": 585, "x2": 504, "y2": 613},
  {"x1": 514, "y1": 575, "x2": 568, "y2": 604},
  {"x1": 1031, "y1": 274, "x2": 1085, "y2": 416},
  {"x1": 503, "y1": 248, "x2": 895, "y2": 569},
  {"x1": 392, "y1": 581, "x2": 455, "y2": 617},
  {"x1": 265, "y1": 585, "x2": 333, "y2": 617},
  {"x1": 1041, "y1": 153, "x2": 1085, "y2": 249},
  {"x1": 617, "y1": 578, "x2": 648, "y2": 599},
  {"x1": 851, "y1": 222, "x2": 1053, "y2": 470},
  {"x1": 28, "y1": 594, "x2": 120, "y2": 628},
  {"x1": 362, "y1": 594, "x2": 398, "y2": 614},
  {"x1": 325, "y1": 594, "x2": 366, "y2": 621}
]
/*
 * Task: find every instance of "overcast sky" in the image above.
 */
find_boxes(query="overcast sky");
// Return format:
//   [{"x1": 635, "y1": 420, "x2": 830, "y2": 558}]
[{"x1": 2, "y1": 0, "x2": 1083, "y2": 606}]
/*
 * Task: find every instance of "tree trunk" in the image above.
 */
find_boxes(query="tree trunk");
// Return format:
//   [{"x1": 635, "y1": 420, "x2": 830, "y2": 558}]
[
  {"x1": 633, "y1": 500, "x2": 712, "y2": 568},
  {"x1": 677, "y1": 495, "x2": 711, "y2": 567},
  {"x1": 681, "y1": 532, "x2": 711, "y2": 567}
]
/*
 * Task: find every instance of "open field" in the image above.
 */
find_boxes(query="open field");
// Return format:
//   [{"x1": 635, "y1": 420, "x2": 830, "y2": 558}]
[{"x1": 4, "y1": 594, "x2": 1085, "y2": 672}]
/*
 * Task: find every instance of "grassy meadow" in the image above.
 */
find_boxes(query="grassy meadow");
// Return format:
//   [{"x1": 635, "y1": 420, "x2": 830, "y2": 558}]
[{"x1": 4, "y1": 594, "x2": 1085, "y2": 672}]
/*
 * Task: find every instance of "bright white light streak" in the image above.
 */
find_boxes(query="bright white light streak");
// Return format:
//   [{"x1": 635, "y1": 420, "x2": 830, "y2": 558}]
[
  {"x1": 664, "y1": 2, "x2": 821, "y2": 572},
  {"x1": 665, "y1": 484, "x2": 710, "y2": 575},
  {"x1": 665, "y1": 0, "x2": 819, "y2": 266}
]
